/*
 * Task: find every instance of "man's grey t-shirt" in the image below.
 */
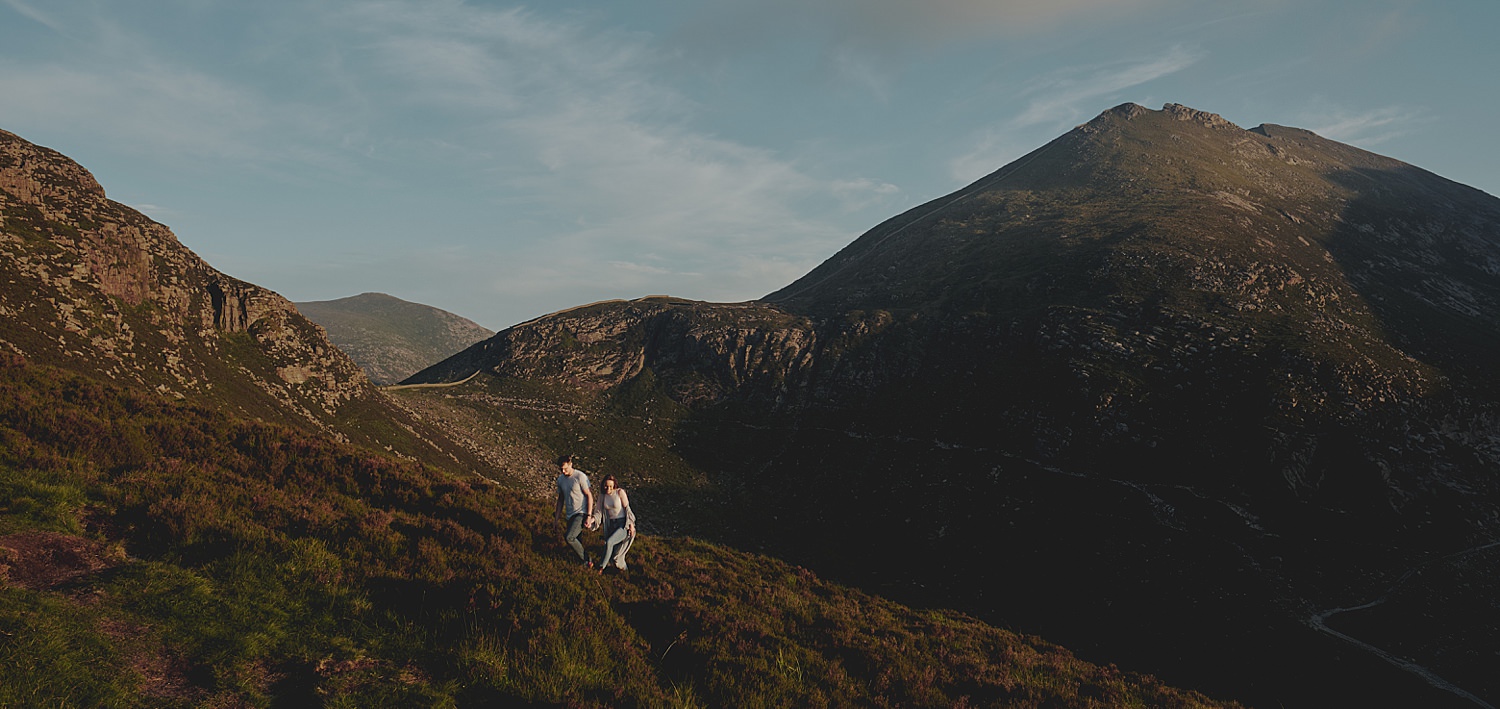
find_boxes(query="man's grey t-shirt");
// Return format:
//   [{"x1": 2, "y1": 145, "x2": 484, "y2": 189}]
[{"x1": 556, "y1": 470, "x2": 591, "y2": 517}]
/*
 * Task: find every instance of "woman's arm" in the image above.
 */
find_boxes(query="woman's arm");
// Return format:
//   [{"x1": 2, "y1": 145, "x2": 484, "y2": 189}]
[{"x1": 620, "y1": 489, "x2": 637, "y2": 531}]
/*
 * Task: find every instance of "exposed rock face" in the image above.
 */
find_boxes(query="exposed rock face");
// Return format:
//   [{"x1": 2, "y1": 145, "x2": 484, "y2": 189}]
[
  {"x1": 296, "y1": 292, "x2": 493, "y2": 385},
  {"x1": 0, "y1": 129, "x2": 474, "y2": 466},
  {"x1": 406, "y1": 104, "x2": 1500, "y2": 706},
  {"x1": 414, "y1": 297, "x2": 819, "y2": 402}
]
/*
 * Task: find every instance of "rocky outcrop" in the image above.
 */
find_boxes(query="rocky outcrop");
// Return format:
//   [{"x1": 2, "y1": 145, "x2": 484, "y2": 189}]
[
  {"x1": 1162, "y1": 102, "x2": 1237, "y2": 129},
  {"x1": 0, "y1": 129, "x2": 470, "y2": 460},
  {"x1": 411, "y1": 298, "x2": 824, "y2": 405}
]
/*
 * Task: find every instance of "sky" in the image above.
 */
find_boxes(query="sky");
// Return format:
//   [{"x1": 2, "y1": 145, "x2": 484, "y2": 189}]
[{"x1": 1, "y1": 0, "x2": 1496, "y2": 330}]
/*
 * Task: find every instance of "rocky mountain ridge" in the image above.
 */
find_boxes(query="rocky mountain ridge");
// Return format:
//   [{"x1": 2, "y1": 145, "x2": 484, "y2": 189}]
[{"x1": 0, "y1": 129, "x2": 478, "y2": 467}]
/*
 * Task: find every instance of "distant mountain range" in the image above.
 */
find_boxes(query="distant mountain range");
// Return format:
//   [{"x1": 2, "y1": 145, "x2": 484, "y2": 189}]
[
  {"x1": 401, "y1": 103, "x2": 1500, "y2": 707},
  {"x1": 296, "y1": 292, "x2": 492, "y2": 385},
  {"x1": 0, "y1": 117, "x2": 1236, "y2": 705}
]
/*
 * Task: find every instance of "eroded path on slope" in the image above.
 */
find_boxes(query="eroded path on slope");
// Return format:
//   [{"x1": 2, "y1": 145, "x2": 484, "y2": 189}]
[{"x1": 1308, "y1": 540, "x2": 1500, "y2": 708}]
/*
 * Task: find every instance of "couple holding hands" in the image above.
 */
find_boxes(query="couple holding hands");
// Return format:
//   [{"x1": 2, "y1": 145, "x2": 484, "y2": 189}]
[{"x1": 554, "y1": 453, "x2": 636, "y2": 573}]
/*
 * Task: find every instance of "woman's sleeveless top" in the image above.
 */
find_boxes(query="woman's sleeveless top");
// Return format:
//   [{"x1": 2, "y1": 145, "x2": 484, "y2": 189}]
[{"x1": 600, "y1": 489, "x2": 627, "y2": 520}]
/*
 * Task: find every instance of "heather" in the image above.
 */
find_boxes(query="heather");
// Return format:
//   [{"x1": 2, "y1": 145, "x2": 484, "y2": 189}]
[{"x1": 0, "y1": 356, "x2": 1231, "y2": 707}]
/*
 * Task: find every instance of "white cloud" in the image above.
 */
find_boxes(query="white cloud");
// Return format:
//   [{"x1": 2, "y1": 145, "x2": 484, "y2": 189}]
[
  {"x1": 0, "y1": 0, "x2": 63, "y2": 32},
  {"x1": 328, "y1": 1, "x2": 867, "y2": 314},
  {"x1": 0, "y1": 0, "x2": 872, "y2": 324},
  {"x1": 1302, "y1": 103, "x2": 1430, "y2": 148},
  {"x1": 0, "y1": 63, "x2": 270, "y2": 162},
  {"x1": 672, "y1": 0, "x2": 1177, "y2": 101},
  {"x1": 1015, "y1": 45, "x2": 1204, "y2": 129},
  {"x1": 832, "y1": 177, "x2": 900, "y2": 208},
  {"x1": 6, "y1": 0, "x2": 1211, "y2": 327},
  {"x1": 609, "y1": 261, "x2": 677, "y2": 277},
  {"x1": 689, "y1": 0, "x2": 1167, "y2": 51},
  {"x1": 830, "y1": 47, "x2": 893, "y2": 102},
  {"x1": 947, "y1": 132, "x2": 1035, "y2": 187}
]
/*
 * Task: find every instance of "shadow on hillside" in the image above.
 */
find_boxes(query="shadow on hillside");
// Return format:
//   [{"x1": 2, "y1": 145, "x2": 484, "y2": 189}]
[
  {"x1": 1322, "y1": 164, "x2": 1500, "y2": 392},
  {"x1": 669, "y1": 408, "x2": 1478, "y2": 708},
  {"x1": 652, "y1": 170, "x2": 1500, "y2": 705},
  {"x1": 1307, "y1": 164, "x2": 1500, "y2": 704}
]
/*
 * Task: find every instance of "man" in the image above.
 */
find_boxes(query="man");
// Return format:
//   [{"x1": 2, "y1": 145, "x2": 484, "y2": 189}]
[{"x1": 553, "y1": 454, "x2": 595, "y2": 567}]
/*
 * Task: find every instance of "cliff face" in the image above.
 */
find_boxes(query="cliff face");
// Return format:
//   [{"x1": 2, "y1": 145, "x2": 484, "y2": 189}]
[
  {"x1": 0, "y1": 129, "x2": 477, "y2": 467},
  {"x1": 412, "y1": 298, "x2": 823, "y2": 404},
  {"x1": 403, "y1": 105, "x2": 1500, "y2": 706},
  {"x1": 0, "y1": 129, "x2": 367, "y2": 424}
]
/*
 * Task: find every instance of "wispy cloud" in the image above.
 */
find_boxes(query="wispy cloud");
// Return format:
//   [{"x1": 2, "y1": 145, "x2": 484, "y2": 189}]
[
  {"x1": 947, "y1": 45, "x2": 1202, "y2": 183},
  {"x1": 333, "y1": 1, "x2": 879, "y2": 310},
  {"x1": 1299, "y1": 101, "x2": 1431, "y2": 148},
  {"x1": 0, "y1": 4, "x2": 350, "y2": 173},
  {"x1": 675, "y1": 0, "x2": 1173, "y2": 101},
  {"x1": 689, "y1": 0, "x2": 1166, "y2": 51},
  {"x1": 0, "y1": 0, "x2": 891, "y2": 322},
  {"x1": 830, "y1": 47, "x2": 893, "y2": 103},
  {"x1": 0, "y1": 63, "x2": 273, "y2": 161},
  {"x1": 1014, "y1": 45, "x2": 1204, "y2": 129},
  {"x1": 0, "y1": 0, "x2": 63, "y2": 32}
]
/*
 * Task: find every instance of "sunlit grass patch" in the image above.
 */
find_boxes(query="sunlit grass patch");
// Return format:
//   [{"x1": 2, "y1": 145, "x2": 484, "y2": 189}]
[
  {"x1": 0, "y1": 587, "x2": 138, "y2": 708},
  {"x1": 0, "y1": 464, "x2": 90, "y2": 535}
]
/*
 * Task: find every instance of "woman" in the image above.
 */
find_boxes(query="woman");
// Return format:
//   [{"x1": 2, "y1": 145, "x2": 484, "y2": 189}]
[{"x1": 593, "y1": 473, "x2": 636, "y2": 573}]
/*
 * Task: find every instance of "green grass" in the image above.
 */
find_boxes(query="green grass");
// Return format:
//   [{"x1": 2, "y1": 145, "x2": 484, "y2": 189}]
[
  {"x1": 0, "y1": 356, "x2": 1235, "y2": 707},
  {"x1": 0, "y1": 587, "x2": 143, "y2": 708},
  {"x1": 0, "y1": 464, "x2": 90, "y2": 535}
]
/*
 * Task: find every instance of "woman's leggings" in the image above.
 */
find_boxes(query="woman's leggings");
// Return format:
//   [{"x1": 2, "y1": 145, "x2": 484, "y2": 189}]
[{"x1": 600, "y1": 517, "x2": 632, "y2": 568}]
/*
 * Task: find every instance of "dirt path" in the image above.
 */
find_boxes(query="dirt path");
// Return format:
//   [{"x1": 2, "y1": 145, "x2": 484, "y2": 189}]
[
  {"x1": 380, "y1": 369, "x2": 481, "y2": 391},
  {"x1": 1307, "y1": 540, "x2": 1500, "y2": 708}
]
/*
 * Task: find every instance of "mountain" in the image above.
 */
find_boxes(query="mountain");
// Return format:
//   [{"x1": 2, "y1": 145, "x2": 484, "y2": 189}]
[
  {"x1": 296, "y1": 292, "x2": 493, "y2": 385},
  {"x1": 0, "y1": 128, "x2": 1232, "y2": 707},
  {"x1": 401, "y1": 104, "x2": 1500, "y2": 706},
  {"x1": 0, "y1": 129, "x2": 482, "y2": 471}
]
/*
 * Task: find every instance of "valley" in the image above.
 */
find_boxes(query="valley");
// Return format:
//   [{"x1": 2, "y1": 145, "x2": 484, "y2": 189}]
[{"x1": 6, "y1": 100, "x2": 1500, "y2": 706}]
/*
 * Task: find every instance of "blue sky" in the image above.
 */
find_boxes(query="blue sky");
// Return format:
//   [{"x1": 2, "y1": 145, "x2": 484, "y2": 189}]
[{"x1": 2, "y1": 0, "x2": 1495, "y2": 329}]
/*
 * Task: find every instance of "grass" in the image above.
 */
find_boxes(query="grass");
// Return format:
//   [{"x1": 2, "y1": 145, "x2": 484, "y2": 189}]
[
  {"x1": 0, "y1": 355, "x2": 1235, "y2": 707},
  {"x1": 0, "y1": 587, "x2": 141, "y2": 708}
]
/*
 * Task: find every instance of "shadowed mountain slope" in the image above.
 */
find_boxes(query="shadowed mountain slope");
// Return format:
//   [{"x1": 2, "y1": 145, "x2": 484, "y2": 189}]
[
  {"x1": 296, "y1": 292, "x2": 493, "y2": 385},
  {"x1": 403, "y1": 104, "x2": 1500, "y2": 707}
]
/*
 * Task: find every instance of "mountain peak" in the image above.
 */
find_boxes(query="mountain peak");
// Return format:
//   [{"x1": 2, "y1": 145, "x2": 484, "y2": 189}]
[
  {"x1": 766, "y1": 102, "x2": 1500, "y2": 388},
  {"x1": 296, "y1": 293, "x2": 493, "y2": 385},
  {"x1": 0, "y1": 128, "x2": 108, "y2": 205},
  {"x1": 1085, "y1": 102, "x2": 1238, "y2": 132},
  {"x1": 1101, "y1": 101, "x2": 1150, "y2": 120},
  {"x1": 1161, "y1": 102, "x2": 1237, "y2": 129}
]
